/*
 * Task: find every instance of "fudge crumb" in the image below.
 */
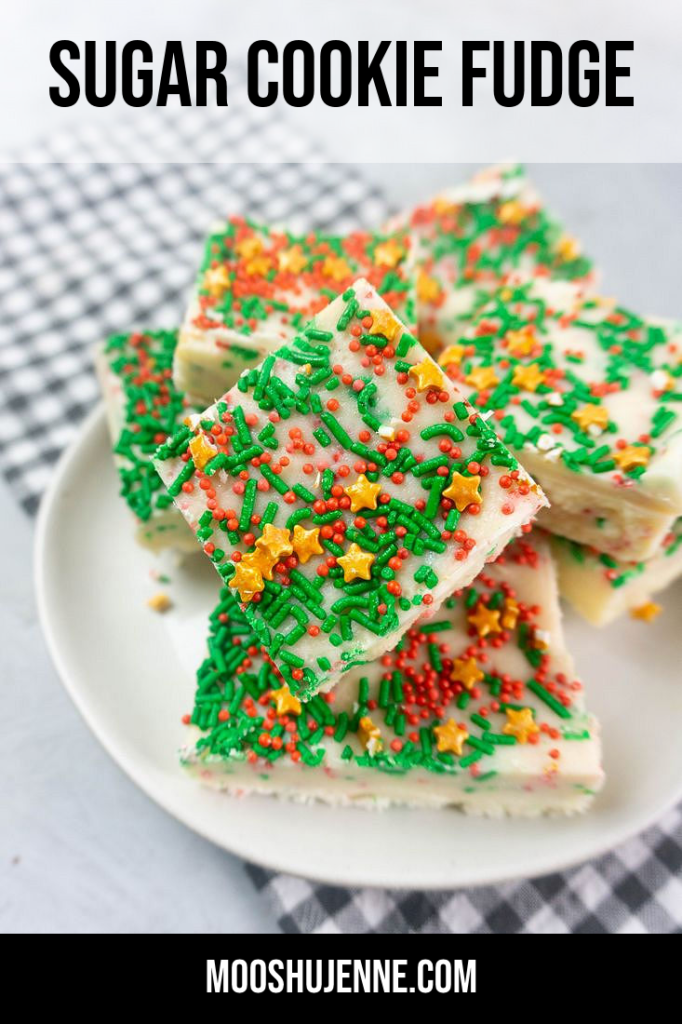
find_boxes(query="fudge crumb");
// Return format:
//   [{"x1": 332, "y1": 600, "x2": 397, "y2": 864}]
[
  {"x1": 630, "y1": 601, "x2": 662, "y2": 622},
  {"x1": 148, "y1": 592, "x2": 172, "y2": 613}
]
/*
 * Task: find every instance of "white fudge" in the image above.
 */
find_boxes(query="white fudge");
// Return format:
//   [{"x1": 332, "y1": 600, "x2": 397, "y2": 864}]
[
  {"x1": 175, "y1": 219, "x2": 415, "y2": 404},
  {"x1": 96, "y1": 330, "x2": 199, "y2": 554},
  {"x1": 155, "y1": 279, "x2": 546, "y2": 699},
  {"x1": 182, "y1": 533, "x2": 603, "y2": 816},
  {"x1": 440, "y1": 279, "x2": 682, "y2": 561},
  {"x1": 385, "y1": 163, "x2": 596, "y2": 355},
  {"x1": 552, "y1": 519, "x2": 682, "y2": 626}
]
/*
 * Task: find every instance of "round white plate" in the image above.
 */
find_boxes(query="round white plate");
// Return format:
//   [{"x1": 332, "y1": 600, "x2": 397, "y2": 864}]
[{"x1": 35, "y1": 406, "x2": 682, "y2": 889}]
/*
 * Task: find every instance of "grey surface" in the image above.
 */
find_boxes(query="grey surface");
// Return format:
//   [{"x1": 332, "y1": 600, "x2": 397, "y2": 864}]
[
  {"x1": 0, "y1": 477, "x2": 277, "y2": 933},
  {"x1": 2, "y1": 164, "x2": 681, "y2": 933}
]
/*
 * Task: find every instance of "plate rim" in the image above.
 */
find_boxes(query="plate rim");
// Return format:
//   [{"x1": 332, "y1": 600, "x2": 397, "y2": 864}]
[{"x1": 33, "y1": 403, "x2": 682, "y2": 890}]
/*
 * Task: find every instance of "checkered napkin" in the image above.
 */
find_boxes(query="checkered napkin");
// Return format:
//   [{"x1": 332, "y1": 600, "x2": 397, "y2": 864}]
[{"x1": 3, "y1": 112, "x2": 682, "y2": 935}]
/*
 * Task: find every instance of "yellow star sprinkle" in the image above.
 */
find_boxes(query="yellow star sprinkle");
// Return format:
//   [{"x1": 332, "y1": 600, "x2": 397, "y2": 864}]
[
  {"x1": 466, "y1": 365, "x2": 499, "y2": 391},
  {"x1": 501, "y1": 597, "x2": 520, "y2": 630},
  {"x1": 270, "y1": 685, "x2": 302, "y2": 716},
  {"x1": 202, "y1": 265, "x2": 231, "y2": 298},
  {"x1": 368, "y1": 308, "x2": 402, "y2": 342},
  {"x1": 278, "y1": 244, "x2": 308, "y2": 274},
  {"x1": 467, "y1": 602, "x2": 502, "y2": 638},
  {"x1": 442, "y1": 472, "x2": 482, "y2": 513},
  {"x1": 241, "y1": 548, "x2": 277, "y2": 582},
  {"x1": 512, "y1": 362, "x2": 546, "y2": 392},
  {"x1": 416, "y1": 270, "x2": 442, "y2": 305},
  {"x1": 408, "y1": 357, "x2": 444, "y2": 392},
  {"x1": 630, "y1": 601, "x2": 662, "y2": 623},
  {"x1": 498, "y1": 200, "x2": 528, "y2": 225},
  {"x1": 557, "y1": 235, "x2": 580, "y2": 261},
  {"x1": 337, "y1": 543, "x2": 375, "y2": 583},
  {"x1": 451, "y1": 656, "x2": 484, "y2": 691},
  {"x1": 505, "y1": 327, "x2": 536, "y2": 356},
  {"x1": 503, "y1": 707, "x2": 539, "y2": 744},
  {"x1": 613, "y1": 445, "x2": 651, "y2": 472},
  {"x1": 358, "y1": 716, "x2": 383, "y2": 754},
  {"x1": 433, "y1": 197, "x2": 457, "y2": 216},
  {"x1": 373, "y1": 238, "x2": 404, "y2": 268},
  {"x1": 255, "y1": 524, "x2": 293, "y2": 561},
  {"x1": 572, "y1": 404, "x2": 609, "y2": 433},
  {"x1": 438, "y1": 345, "x2": 466, "y2": 368},
  {"x1": 228, "y1": 560, "x2": 265, "y2": 603},
  {"x1": 322, "y1": 255, "x2": 353, "y2": 282},
  {"x1": 147, "y1": 592, "x2": 172, "y2": 613},
  {"x1": 188, "y1": 434, "x2": 217, "y2": 472},
  {"x1": 344, "y1": 473, "x2": 382, "y2": 513},
  {"x1": 235, "y1": 236, "x2": 263, "y2": 260},
  {"x1": 433, "y1": 718, "x2": 469, "y2": 756},
  {"x1": 291, "y1": 525, "x2": 323, "y2": 564},
  {"x1": 245, "y1": 255, "x2": 271, "y2": 277}
]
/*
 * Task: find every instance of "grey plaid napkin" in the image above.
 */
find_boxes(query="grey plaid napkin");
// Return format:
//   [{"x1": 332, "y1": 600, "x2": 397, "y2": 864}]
[{"x1": 2, "y1": 110, "x2": 681, "y2": 934}]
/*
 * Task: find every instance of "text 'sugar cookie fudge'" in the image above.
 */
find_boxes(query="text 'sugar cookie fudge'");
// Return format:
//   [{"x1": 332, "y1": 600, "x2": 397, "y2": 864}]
[
  {"x1": 175, "y1": 219, "x2": 415, "y2": 403},
  {"x1": 155, "y1": 279, "x2": 547, "y2": 698},
  {"x1": 440, "y1": 280, "x2": 682, "y2": 561},
  {"x1": 182, "y1": 534, "x2": 603, "y2": 815},
  {"x1": 95, "y1": 330, "x2": 199, "y2": 553},
  {"x1": 387, "y1": 163, "x2": 595, "y2": 356},
  {"x1": 552, "y1": 518, "x2": 682, "y2": 627}
]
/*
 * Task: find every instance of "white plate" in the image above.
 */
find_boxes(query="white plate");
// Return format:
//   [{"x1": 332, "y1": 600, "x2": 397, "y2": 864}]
[{"x1": 35, "y1": 406, "x2": 682, "y2": 889}]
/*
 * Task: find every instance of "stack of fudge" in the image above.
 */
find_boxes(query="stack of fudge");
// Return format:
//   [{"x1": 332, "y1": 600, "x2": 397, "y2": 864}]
[{"x1": 96, "y1": 165, "x2": 682, "y2": 816}]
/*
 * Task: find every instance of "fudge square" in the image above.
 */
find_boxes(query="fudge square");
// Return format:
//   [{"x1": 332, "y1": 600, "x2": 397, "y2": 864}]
[
  {"x1": 182, "y1": 533, "x2": 603, "y2": 816},
  {"x1": 175, "y1": 217, "x2": 415, "y2": 403},
  {"x1": 155, "y1": 279, "x2": 546, "y2": 699},
  {"x1": 552, "y1": 518, "x2": 682, "y2": 627},
  {"x1": 386, "y1": 163, "x2": 595, "y2": 356},
  {"x1": 440, "y1": 278, "x2": 682, "y2": 562},
  {"x1": 95, "y1": 329, "x2": 199, "y2": 553}
]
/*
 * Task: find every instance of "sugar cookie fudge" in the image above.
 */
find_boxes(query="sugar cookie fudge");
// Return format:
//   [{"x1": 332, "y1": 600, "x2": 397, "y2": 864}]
[
  {"x1": 96, "y1": 330, "x2": 199, "y2": 553},
  {"x1": 175, "y1": 218, "x2": 415, "y2": 403},
  {"x1": 440, "y1": 280, "x2": 682, "y2": 561},
  {"x1": 552, "y1": 519, "x2": 682, "y2": 626},
  {"x1": 387, "y1": 163, "x2": 595, "y2": 355},
  {"x1": 182, "y1": 534, "x2": 603, "y2": 815},
  {"x1": 155, "y1": 280, "x2": 546, "y2": 698}
]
